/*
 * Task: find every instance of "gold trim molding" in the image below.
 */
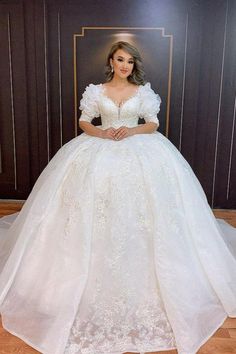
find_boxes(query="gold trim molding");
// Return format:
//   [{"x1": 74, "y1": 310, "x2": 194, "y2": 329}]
[{"x1": 73, "y1": 26, "x2": 173, "y2": 137}]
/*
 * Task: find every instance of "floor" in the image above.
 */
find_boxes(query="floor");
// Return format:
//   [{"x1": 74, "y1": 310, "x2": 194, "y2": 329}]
[{"x1": 0, "y1": 202, "x2": 236, "y2": 353}]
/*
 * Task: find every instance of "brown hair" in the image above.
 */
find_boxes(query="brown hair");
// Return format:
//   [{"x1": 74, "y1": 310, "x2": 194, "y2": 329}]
[{"x1": 104, "y1": 41, "x2": 146, "y2": 85}]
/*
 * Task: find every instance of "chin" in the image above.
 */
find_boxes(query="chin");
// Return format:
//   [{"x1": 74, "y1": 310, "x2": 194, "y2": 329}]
[{"x1": 119, "y1": 72, "x2": 130, "y2": 77}]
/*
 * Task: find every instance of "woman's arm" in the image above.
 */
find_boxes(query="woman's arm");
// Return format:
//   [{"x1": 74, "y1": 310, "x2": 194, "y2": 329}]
[
  {"x1": 79, "y1": 121, "x2": 116, "y2": 140},
  {"x1": 79, "y1": 121, "x2": 103, "y2": 138},
  {"x1": 114, "y1": 122, "x2": 158, "y2": 140},
  {"x1": 130, "y1": 122, "x2": 158, "y2": 134}
]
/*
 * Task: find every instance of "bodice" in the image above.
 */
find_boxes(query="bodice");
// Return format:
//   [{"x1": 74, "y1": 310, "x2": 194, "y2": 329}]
[{"x1": 79, "y1": 82, "x2": 161, "y2": 129}]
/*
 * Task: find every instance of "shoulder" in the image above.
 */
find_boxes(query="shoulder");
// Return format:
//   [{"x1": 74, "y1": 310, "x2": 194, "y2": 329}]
[
  {"x1": 83, "y1": 83, "x2": 101, "y2": 91},
  {"x1": 79, "y1": 83, "x2": 100, "y2": 115},
  {"x1": 139, "y1": 82, "x2": 161, "y2": 103},
  {"x1": 80, "y1": 83, "x2": 100, "y2": 105},
  {"x1": 81, "y1": 83, "x2": 101, "y2": 99},
  {"x1": 139, "y1": 82, "x2": 156, "y2": 93}
]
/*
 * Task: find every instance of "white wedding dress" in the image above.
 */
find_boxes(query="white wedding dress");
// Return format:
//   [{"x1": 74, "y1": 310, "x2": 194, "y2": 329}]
[{"x1": 0, "y1": 82, "x2": 236, "y2": 354}]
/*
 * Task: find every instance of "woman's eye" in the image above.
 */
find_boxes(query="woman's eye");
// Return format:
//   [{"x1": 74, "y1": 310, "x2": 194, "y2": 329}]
[{"x1": 117, "y1": 58, "x2": 133, "y2": 64}]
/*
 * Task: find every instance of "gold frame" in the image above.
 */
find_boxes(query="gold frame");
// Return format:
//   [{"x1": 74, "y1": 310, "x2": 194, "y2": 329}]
[{"x1": 73, "y1": 27, "x2": 173, "y2": 137}]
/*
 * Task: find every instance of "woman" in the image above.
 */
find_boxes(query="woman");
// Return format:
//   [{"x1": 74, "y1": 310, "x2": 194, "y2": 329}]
[{"x1": 0, "y1": 41, "x2": 236, "y2": 354}]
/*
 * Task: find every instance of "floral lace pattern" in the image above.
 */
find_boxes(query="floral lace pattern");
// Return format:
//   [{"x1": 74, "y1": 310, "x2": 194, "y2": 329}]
[
  {"x1": 79, "y1": 82, "x2": 161, "y2": 128},
  {"x1": 64, "y1": 291, "x2": 176, "y2": 354},
  {"x1": 63, "y1": 138, "x2": 176, "y2": 354}
]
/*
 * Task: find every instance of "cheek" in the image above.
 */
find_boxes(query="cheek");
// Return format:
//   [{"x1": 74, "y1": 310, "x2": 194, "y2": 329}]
[
  {"x1": 129, "y1": 64, "x2": 134, "y2": 72},
  {"x1": 112, "y1": 62, "x2": 117, "y2": 70}
]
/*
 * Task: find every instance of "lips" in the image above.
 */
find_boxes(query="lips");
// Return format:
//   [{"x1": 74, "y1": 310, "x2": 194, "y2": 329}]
[{"x1": 120, "y1": 70, "x2": 128, "y2": 73}]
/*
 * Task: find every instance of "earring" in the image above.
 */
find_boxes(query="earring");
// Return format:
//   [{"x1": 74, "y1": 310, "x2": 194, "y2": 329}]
[{"x1": 111, "y1": 65, "x2": 114, "y2": 73}]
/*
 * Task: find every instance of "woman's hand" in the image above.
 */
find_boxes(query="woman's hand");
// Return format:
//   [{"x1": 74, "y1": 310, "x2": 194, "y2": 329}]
[
  {"x1": 101, "y1": 127, "x2": 116, "y2": 140},
  {"x1": 113, "y1": 126, "x2": 135, "y2": 140}
]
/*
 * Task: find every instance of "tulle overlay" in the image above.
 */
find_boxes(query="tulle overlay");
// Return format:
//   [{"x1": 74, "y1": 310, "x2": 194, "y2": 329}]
[{"x1": 0, "y1": 82, "x2": 236, "y2": 354}]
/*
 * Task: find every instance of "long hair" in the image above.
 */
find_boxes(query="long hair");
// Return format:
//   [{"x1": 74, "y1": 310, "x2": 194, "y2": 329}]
[{"x1": 104, "y1": 41, "x2": 146, "y2": 85}]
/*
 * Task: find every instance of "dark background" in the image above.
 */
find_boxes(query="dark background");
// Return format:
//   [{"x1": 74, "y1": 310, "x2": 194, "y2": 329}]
[{"x1": 0, "y1": 0, "x2": 235, "y2": 208}]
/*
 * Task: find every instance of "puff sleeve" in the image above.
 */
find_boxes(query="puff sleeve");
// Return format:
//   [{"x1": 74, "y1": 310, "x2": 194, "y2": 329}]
[
  {"x1": 79, "y1": 83, "x2": 100, "y2": 123},
  {"x1": 139, "y1": 82, "x2": 161, "y2": 127}
]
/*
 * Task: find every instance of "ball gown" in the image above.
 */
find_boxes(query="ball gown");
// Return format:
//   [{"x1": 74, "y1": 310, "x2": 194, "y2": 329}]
[{"x1": 0, "y1": 82, "x2": 236, "y2": 354}]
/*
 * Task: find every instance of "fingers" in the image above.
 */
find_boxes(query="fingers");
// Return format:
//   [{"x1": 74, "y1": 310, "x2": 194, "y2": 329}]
[
  {"x1": 105, "y1": 127, "x2": 129, "y2": 140},
  {"x1": 106, "y1": 128, "x2": 116, "y2": 140},
  {"x1": 114, "y1": 128, "x2": 128, "y2": 140}
]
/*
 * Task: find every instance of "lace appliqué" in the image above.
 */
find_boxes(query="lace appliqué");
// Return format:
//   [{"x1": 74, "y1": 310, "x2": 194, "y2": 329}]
[
  {"x1": 64, "y1": 144, "x2": 176, "y2": 354},
  {"x1": 79, "y1": 82, "x2": 161, "y2": 129},
  {"x1": 64, "y1": 289, "x2": 176, "y2": 354}
]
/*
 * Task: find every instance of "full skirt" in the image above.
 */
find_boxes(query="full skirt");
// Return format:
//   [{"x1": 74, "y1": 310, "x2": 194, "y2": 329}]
[{"x1": 0, "y1": 131, "x2": 236, "y2": 354}]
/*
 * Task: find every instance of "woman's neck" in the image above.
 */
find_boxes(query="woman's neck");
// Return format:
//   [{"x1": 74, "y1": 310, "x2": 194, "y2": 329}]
[{"x1": 109, "y1": 75, "x2": 130, "y2": 87}]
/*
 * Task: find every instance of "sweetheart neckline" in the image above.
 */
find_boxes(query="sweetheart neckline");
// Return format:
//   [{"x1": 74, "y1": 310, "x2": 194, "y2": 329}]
[{"x1": 99, "y1": 84, "x2": 140, "y2": 108}]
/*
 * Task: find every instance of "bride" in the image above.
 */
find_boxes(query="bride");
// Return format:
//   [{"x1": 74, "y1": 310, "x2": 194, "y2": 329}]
[{"x1": 0, "y1": 40, "x2": 236, "y2": 354}]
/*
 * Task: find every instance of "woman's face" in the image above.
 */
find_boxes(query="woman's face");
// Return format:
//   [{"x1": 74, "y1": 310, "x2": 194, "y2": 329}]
[{"x1": 110, "y1": 49, "x2": 134, "y2": 79}]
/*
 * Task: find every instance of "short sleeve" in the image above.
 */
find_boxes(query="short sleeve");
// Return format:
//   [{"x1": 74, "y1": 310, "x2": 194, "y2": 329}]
[
  {"x1": 139, "y1": 82, "x2": 161, "y2": 126},
  {"x1": 79, "y1": 83, "x2": 100, "y2": 123}
]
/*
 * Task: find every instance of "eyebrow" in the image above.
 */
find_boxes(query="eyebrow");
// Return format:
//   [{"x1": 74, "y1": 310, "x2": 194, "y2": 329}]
[{"x1": 116, "y1": 55, "x2": 134, "y2": 60}]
